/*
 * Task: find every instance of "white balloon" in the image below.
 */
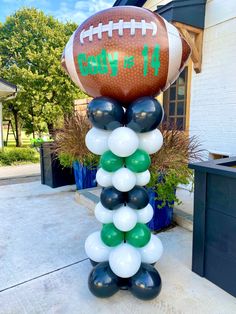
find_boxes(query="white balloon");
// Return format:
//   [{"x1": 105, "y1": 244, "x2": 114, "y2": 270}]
[
  {"x1": 108, "y1": 127, "x2": 139, "y2": 157},
  {"x1": 138, "y1": 234, "x2": 163, "y2": 264},
  {"x1": 138, "y1": 129, "x2": 163, "y2": 155},
  {"x1": 113, "y1": 205, "x2": 137, "y2": 232},
  {"x1": 109, "y1": 243, "x2": 141, "y2": 278},
  {"x1": 137, "y1": 204, "x2": 154, "y2": 224},
  {"x1": 85, "y1": 127, "x2": 111, "y2": 155},
  {"x1": 85, "y1": 231, "x2": 111, "y2": 262},
  {"x1": 94, "y1": 202, "x2": 113, "y2": 224},
  {"x1": 112, "y1": 168, "x2": 136, "y2": 192},
  {"x1": 96, "y1": 168, "x2": 113, "y2": 187},
  {"x1": 135, "y1": 170, "x2": 151, "y2": 186}
]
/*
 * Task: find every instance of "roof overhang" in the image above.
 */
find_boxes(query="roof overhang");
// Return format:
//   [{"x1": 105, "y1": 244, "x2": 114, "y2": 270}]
[
  {"x1": 113, "y1": 0, "x2": 146, "y2": 7},
  {"x1": 0, "y1": 78, "x2": 17, "y2": 101},
  {"x1": 113, "y1": 0, "x2": 206, "y2": 29},
  {"x1": 156, "y1": 0, "x2": 206, "y2": 29}
]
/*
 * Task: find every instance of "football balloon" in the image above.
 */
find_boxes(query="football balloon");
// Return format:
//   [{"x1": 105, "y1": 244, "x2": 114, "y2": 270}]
[{"x1": 62, "y1": 6, "x2": 191, "y2": 105}]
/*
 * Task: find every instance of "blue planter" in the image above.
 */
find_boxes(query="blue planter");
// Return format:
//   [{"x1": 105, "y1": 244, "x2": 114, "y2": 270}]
[
  {"x1": 73, "y1": 161, "x2": 97, "y2": 190},
  {"x1": 147, "y1": 188, "x2": 174, "y2": 231}
]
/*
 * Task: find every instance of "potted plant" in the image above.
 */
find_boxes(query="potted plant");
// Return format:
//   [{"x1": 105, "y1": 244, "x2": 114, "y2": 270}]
[
  {"x1": 54, "y1": 113, "x2": 99, "y2": 190},
  {"x1": 147, "y1": 128, "x2": 203, "y2": 231}
]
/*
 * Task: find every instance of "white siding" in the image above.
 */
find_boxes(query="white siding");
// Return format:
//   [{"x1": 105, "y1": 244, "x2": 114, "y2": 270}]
[
  {"x1": 189, "y1": 0, "x2": 236, "y2": 157},
  {"x1": 142, "y1": 0, "x2": 236, "y2": 157}
]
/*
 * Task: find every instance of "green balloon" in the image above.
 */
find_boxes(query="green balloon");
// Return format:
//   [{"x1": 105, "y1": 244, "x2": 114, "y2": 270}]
[
  {"x1": 125, "y1": 149, "x2": 151, "y2": 173},
  {"x1": 101, "y1": 223, "x2": 124, "y2": 247},
  {"x1": 100, "y1": 150, "x2": 124, "y2": 172},
  {"x1": 125, "y1": 223, "x2": 151, "y2": 248}
]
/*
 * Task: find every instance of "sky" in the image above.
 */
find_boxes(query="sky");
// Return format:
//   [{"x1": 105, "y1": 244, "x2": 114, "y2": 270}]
[{"x1": 0, "y1": 0, "x2": 115, "y2": 24}]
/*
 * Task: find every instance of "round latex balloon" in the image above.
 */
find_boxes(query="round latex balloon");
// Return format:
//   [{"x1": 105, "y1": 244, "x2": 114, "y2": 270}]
[
  {"x1": 100, "y1": 187, "x2": 126, "y2": 210},
  {"x1": 96, "y1": 168, "x2": 113, "y2": 187},
  {"x1": 101, "y1": 223, "x2": 124, "y2": 247},
  {"x1": 135, "y1": 170, "x2": 151, "y2": 186},
  {"x1": 88, "y1": 262, "x2": 120, "y2": 298},
  {"x1": 138, "y1": 234, "x2": 163, "y2": 264},
  {"x1": 137, "y1": 204, "x2": 154, "y2": 224},
  {"x1": 125, "y1": 223, "x2": 151, "y2": 248},
  {"x1": 62, "y1": 7, "x2": 191, "y2": 105},
  {"x1": 108, "y1": 127, "x2": 139, "y2": 157},
  {"x1": 109, "y1": 243, "x2": 141, "y2": 278},
  {"x1": 138, "y1": 129, "x2": 163, "y2": 155},
  {"x1": 129, "y1": 263, "x2": 162, "y2": 300},
  {"x1": 127, "y1": 186, "x2": 149, "y2": 209},
  {"x1": 89, "y1": 259, "x2": 99, "y2": 267},
  {"x1": 85, "y1": 127, "x2": 111, "y2": 155},
  {"x1": 87, "y1": 97, "x2": 125, "y2": 130},
  {"x1": 125, "y1": 149, "x2": 151, "y2": 173},
  {"x1": 94, "y1": 202, "x2": 113, "y2": 224},
  {"x1": 85, "y1": 231, "x2": 111, "y2": 262},
  {"x1": 113, "y1": 205, "x2": 137, "y2": 232},
  {"x1": 112, "y1": 168, "x2": 136, "y2": 192},
  {"x1": 125, "y1": 97, "x2": 164, "y2": 132},
  {"x1": 100, "y1": 150, "x2": 124, "y2": 172}
]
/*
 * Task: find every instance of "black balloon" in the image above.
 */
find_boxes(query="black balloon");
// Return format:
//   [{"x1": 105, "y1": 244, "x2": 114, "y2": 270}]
[
  {"x1": 125, "y1": 96, "x2": 164, "y2": 133},
  {"x1": 127, "y1": 186, "x2": 149, "y2": 209},
  {"x1": 101, "y1": 187, "x2": 126, "y2": 210},
  {"x1": 88, "y1": 262, "x2": 119, "y2": 298},
  {"x1": 89, "y1": 259, "x2": 99, "y2": 267},
  {"x1": 87, "y1": 96, "x2": 125, "y2": 130},
  {"x1": 129, "y1": 263, "x2": 162, "y2": 300}
]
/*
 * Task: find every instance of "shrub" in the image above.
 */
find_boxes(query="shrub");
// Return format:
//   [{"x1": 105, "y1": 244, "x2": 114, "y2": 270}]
[
  {"x1": 147, "y1": 128, "x2": 204, "y2": 208},
  {"x1": 54, "y1": 113, "x2": 99, "y2": 168},
  {"x1": 0, "y1": 147, "x2": 40, "y2": 166}
]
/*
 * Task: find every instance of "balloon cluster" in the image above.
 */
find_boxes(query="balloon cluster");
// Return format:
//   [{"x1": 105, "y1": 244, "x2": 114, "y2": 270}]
[{"x1": 85, "y1": 96, "x2": 164, "y2": 300}]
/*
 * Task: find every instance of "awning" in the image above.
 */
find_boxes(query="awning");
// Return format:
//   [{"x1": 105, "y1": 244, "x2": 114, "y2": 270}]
[{"x1": 0, "y1": 78, "x2": 17, "y2": 100}]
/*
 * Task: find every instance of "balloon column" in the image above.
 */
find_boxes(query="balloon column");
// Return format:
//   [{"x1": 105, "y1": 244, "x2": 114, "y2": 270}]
[{"x1": 62, "y1": 6, "x2": 191, "y2": 300}]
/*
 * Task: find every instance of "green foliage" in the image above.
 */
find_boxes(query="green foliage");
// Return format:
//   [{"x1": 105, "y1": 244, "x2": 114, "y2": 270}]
[
  {"x1": 147, "y1": 128, "x2": 202, "y2": 209},
  {"x1": 148, "y1": 168, "x2": 193, "y2": 209},
  {"x1": 58, "y1": 152, "x2": 99, "y2": 169},
  {"x1": 0, "y1": 8, "x2": 86, "y2": 135},
  {"x1": 0, "y1": 147, "x2": 39, "y2": 166}
]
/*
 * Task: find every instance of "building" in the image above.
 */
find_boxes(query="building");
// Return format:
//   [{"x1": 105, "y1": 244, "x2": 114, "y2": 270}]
[
  {"x1": 0, "y1": 78, "x2": 17, "y2": 149},
  {"x1": 113, "y1": 0, "x2": 236, "y2": 159}
]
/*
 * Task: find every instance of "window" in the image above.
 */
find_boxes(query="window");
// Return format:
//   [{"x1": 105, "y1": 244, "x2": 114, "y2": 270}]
[{"x1": 162, "y1": 67, "x2": 189, "y2": 130}]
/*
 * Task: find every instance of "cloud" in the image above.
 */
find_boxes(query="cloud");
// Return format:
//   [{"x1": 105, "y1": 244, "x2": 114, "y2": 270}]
[{"x1": 54, "y1": 0, "x2": 114, "y2": 24}]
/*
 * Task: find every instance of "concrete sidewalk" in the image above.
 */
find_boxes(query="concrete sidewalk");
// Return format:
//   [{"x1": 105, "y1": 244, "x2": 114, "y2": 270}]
[
  {"x1": 0, "y1": 182, "x2": 235, "y2": 313},
  {"x1": 0, "y1": 163, "x2": 40, "y2": 185}
]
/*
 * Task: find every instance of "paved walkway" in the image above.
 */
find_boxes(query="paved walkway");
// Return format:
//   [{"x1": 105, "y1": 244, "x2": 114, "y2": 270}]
[
  {"x1": 0, "y1": 182, "x2": 235, "y2": 313},
  {"x1": 0, "y1": 163, "x2": 40, "y2": 185}
]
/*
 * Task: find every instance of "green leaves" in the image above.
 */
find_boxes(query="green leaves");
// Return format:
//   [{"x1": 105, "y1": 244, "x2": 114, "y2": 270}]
[{"x1": 0, "y1": 8, "x2": 86, "y2": 135}]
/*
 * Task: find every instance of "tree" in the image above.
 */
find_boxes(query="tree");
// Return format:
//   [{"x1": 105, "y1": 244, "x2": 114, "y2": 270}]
[{"x1": 0, "y1": 8, "x2": 86, "y2": 146}]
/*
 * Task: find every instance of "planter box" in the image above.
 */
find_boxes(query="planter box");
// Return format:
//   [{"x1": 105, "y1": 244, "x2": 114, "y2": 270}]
[
  {"x1": 189, "y1": 157, "x2": 236, "y2": 297},
  {"x1": 40, "y1": 143, "x2": 75, "y2": 188},
  {"x1": 73, "y1": 161, "x2": 97, "y2": 190},
  {"x1": 147, "y1": 188, "x2": 174, "y2": 231}
]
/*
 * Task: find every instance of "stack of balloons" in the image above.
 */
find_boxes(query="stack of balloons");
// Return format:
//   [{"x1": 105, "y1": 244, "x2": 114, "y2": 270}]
[
  {"x1": 84, "y1": 96, "x2": 164, "y2": 300},
  {"x1": 61, "y1": 4, "x2": 191, "y2": 301}
]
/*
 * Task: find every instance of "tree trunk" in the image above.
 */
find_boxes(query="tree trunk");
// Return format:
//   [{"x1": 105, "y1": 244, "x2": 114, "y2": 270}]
[
  {"x1": 47, "y1": 122, "x2": 55, "y2": 139},
  {"x1": 13, "y1": 111, "x2": 22, "y2": 147}
]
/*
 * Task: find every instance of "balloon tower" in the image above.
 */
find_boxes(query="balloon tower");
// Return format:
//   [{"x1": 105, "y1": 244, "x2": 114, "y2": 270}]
[{"x1": 62, "y1": 6, "x2": 191, "y2": 300}]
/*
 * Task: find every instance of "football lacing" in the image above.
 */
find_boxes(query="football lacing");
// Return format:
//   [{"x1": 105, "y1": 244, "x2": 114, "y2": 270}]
[{"x1": 80, "y1": 19, "x2": 157, "y2": 44}]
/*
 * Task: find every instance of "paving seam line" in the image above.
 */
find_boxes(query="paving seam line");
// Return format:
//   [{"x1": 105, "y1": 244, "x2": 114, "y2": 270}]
[{"x1": 0, "y1": 257, "x2": 89, "y2": 293}]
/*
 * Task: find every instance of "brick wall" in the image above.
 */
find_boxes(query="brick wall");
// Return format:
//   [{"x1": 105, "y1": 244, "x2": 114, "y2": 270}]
[{"x1": 189, "y1": 0, "x2": 236, "y2": 157}]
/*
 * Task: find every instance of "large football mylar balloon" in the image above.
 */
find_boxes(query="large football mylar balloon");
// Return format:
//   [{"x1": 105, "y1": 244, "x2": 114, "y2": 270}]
[{"x1": 62, "y1": 6, "x2": 191, "y2": 105}]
